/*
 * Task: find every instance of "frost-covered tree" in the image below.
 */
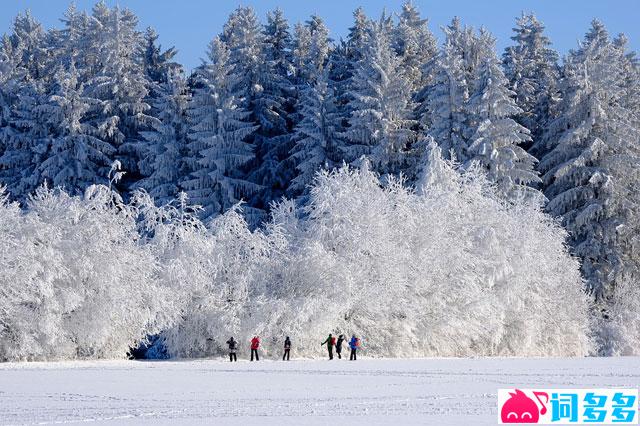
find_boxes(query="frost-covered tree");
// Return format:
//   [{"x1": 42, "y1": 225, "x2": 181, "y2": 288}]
[
  {"x1": 38, "y1": 63, "x2": 113, "y2": 193},
  {"x1": 466, "y1": 44, "x2": 541, "y2": 200},
  {"x1": 293, "y1": 15, "x2": 330, "y2": 85},
  {"x1": 0, "y1": 37, "x2": 18, "y2": 162},
  {"x1": 7, "y1": 11, "x2": 48, "y2": 83},
  {"x1": 615, "y1": 34, "x2": 640, "y2": 120},
  {"x1": 141, "y1": 27, "x2": 179, "y2": 87},
  {"x1": 140, "y1": 26, "x2": 182, "y2": 133},
  {"x1": 136, "y1": 69, "x2": 189, "y2": 205},
  {"x1": 58, "y1": 5, "x2": 99, "y2": 80},
  {"x1": 0, "y1": 183, "x2": 175, "y2": 361},
  {"x1": 343, "y1": 18, "x2": 416, "y2": 176},
  {"x1": 258, "y1": 161, "x2": 590, "y2": 358},
  {"x1": 539, "y1": 21, "x2": 640, "y2": 303},
  {"x1": 0, "y1": 13, "x2": 51, "y2": 200},
  {"x1": 0, "y1": 163, "x2": 593, "y2": 360},
  {"x1": 264, "y1": 9, "x2": 294, "y2": 81},
  {"x1": 600, "y1": 277, "x2": 640, "y2": 355},
  {"x1": 83, "y1": 4, "x2": 152, "y2": 192},
  {"x1": 0, "y1": 80, "x2": 51, "y2": 200},
  {"x1": 503, "y1": 14, "x2": 560, "y2": 154},
  {"x1": 393, "y1": 1, "x2": 437, "y2": 93},
  {"x1": 421, "y1": 21, "x2": 513, "y2": 166},
  {"x1": 328, "y1": 8, "x2": 369, "y2": 150},
  {"x1": 287, "y1": 70, "x2": 339, "y2": 196},
  {"x1": 182, "y1": 37, "x2": 258, "y2": 218},
  {"x1": 414, "y1": 136, "x2": 461, "y2": 195},
  {"x1": 221, "y1": 6, "x2": 289, "y2": 217},
  {"x1": 420, "y1": 19, "x2": 470, "y2": 162},
  {"x1": 156, "y1": 205, "x2": 273, "y2": 358},
  {"x1": 263, "y1": 8, "x2": 295, "y2": 134},
  {"x1": 286, "y1": 16, "x2": 335, "y2": 196}
]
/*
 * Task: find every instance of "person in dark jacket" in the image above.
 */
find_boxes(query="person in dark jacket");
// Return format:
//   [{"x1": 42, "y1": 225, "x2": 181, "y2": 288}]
[
  {"x1": 226, "y1": 337, "x2": 237, "y2": 362},
  {"x1": 321, "y1": 333, "x2": 335, "y2": 360},
  {"x1": 283, "y1": 336, "x2": 291, "y2": 361},
  {"x1": 336, "y1": 334, "x2": 346, "y2": 359},
  {"x1": 349, "y1": 335, "x2": 359, "y2": 361},
  {"x1": 250, "y1": 336, "x2": 260, "y2": 361}
]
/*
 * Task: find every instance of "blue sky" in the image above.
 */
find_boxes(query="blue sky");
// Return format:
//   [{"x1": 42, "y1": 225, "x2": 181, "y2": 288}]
[{"x1": 2, "y1": 1, "x2": 639, "y2": 71}]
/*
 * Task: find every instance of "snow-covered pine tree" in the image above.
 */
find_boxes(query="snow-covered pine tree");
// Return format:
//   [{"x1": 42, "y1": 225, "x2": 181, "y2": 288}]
[
  {"x1": 264, "y1": 9, "x2": 294, "y2": 81},
  {"x1": 38, "y1": 62, "x2": 113, "y2": 193},
  {"x1": 503, "y1": 13, "x2": 560, "y2": 155},
  {"x1": 291, "y1": 23, "x2": 312, "y2": 88},
  {"x1": 287, "y1": 69, "x2": 339, "y2": 197},
  {"x1": 302, "y1": 16, "x2": 331, "y2": 83},
  {"x1": 466, "y1": 45, "x2": 541, "y2": 200},
  {"x1": 263, "y1": 10, "x2": 301, "y2": 199},
  {"x1": 0, "y1": 35, "x2": 21, "y2": 186},
  {"x1": 393, "y1": 1, "x2": 437, "y2": 93},
  {"x1": 285, "y1": 15, "x2": 335, "y2": 197},
  {"x1": 348, "y1": 6, "x2": 369, "y2": 54},
  {"x1": 291, "y1": 15, "x2": 331, "y2": 90},
  {"x1": 221, "y1": 7, "x2": 290, "y2": 219},
  {"x1": 327, "y1": 8, "x2": 369, "y2": 157},
  {"x1": 414, "y1": 135, "x2": 461, "y2": 196},
  {"x1": 141, "y1": 27, "x2": 180, "y2": 87},
  {"x1": 0, "y1": 13, "x2": 51, "y2": 200},
  {"x1": 419, "y1": 18, "x2": 469, "y2": 162},
  {"x1": 7, "y1": 11, "x2": 48, "y2": 83},
  {"x1": 342, "y1": 16, "x2": 416, "y2": 176},
  {"x1": 140, "y1": 27, "x2": 182, "y2": 126},
  {"x1": 0, "y1": 80, "x2": 49, "y2": 200},
  {"x1": 614, "y1": 34, "x2": 640, "y2": 119},
  {"x1": 136, "y1": 69, "x2": 189, "y2": 205},
  {"x1": 84, "y1": 4, "x2": 152, "y2": 193},
  {"x1": 539, "y1": 20, "x2": 640, "y2": 302},
  {"x1": 182, "y1": 37, "x2": 258, "y2": 218},
  {"x1": 59, "y1": 4, "x2": 109, "y2": 84},
  {"x1": 56, "y1": 4, "x2": 90, "y2": 69}
]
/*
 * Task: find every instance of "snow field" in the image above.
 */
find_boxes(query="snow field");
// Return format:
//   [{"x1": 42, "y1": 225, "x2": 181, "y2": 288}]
[{"x1": 0, "y1": 356, "x2": 638, "y2": 425}]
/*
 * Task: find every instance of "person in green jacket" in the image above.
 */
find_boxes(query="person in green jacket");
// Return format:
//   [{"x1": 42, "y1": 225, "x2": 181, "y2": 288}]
[{"x1": 321, "y1": 333, "x2": 335, "y2": 360}]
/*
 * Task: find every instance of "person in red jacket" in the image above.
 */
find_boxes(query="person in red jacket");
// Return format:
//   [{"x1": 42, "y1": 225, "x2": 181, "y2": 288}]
[{"x1": 250, "y1": 336, "x2": 260, "y2": 361}]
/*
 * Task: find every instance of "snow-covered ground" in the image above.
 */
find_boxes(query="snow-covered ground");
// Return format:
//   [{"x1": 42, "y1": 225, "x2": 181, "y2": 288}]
[{"x1": 0, "y1": 356, "x2": 638, "y2": 425}]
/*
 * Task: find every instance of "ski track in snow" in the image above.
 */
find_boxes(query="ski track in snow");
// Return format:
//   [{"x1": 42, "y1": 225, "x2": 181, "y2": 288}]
[{"x1": 0, "y1": 357, "x2": 638, "y2": 425}]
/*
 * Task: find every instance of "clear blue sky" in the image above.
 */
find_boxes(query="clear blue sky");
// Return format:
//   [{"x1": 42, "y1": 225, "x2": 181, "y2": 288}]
[{"x1": 2, "y1": 1, "x2": 639, "y2": 71}]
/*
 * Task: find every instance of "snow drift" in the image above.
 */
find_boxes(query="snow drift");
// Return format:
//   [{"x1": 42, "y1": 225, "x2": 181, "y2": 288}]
[{"x1": 0, "y1": 150, "x2": 592, "y2": 361}]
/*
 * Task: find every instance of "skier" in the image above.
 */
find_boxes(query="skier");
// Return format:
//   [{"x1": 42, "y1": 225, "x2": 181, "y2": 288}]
[
  {"x1": 250, "y1": 336, "x2": 260, "y2": 361},
  {"x1": 226, "y1": 337, "x2": 238, "y2": 362},
  {"x1": 349, "y1": 335, "x2": 360, "y2": 361},
  {"x1": 336, "y1": 334, "x2": 346, "y2": 359},
  {"x1": 283, "y1": 336, "x2": 291, "y2": 361},
  {"x1": 321, "y1": 333, "x2": 336, "y2": 360}
]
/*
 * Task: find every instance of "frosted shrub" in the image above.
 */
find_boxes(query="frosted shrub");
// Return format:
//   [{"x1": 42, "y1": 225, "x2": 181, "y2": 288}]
[
  {"x1": 260, "y1": 152, "x2": 591, "y2": 357},
  {"x1": 0, "y1": 154, "x2": 592, "y2": 360},
  {"x1": 0, "y1": 185, "x2": 174, "y2": 361},
  {"x1": 138, "y1": 194, "x2": 274, "y2": 358},
  {"x1": 596, "y1": 278, "x2": 640, "y2": 355}
]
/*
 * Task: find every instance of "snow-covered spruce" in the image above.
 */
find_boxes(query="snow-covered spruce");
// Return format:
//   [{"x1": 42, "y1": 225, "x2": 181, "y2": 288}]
[
  {"x1": 465, "y1": 37, "x2": 541, "y2": 201},
  {"x1": 539, "y1": 21, "x2": 640, "y2": 303},
  {"x1": 181, "y1": 37, "x2": 257, "y2": 219},
  {"x1": 342, "y1": 16, "x2": 416, "y2": 176}
]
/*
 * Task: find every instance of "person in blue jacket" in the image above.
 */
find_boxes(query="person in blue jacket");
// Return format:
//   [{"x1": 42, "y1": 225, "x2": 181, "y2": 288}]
[{"x1": 349, "y1": 335, "x2": 360, "y2": 361}]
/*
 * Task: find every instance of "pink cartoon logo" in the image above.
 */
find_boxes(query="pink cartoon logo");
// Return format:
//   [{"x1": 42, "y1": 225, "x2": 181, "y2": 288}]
[{"x1": 501, "y1": 389, "x2": 548, "y2": 423}]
